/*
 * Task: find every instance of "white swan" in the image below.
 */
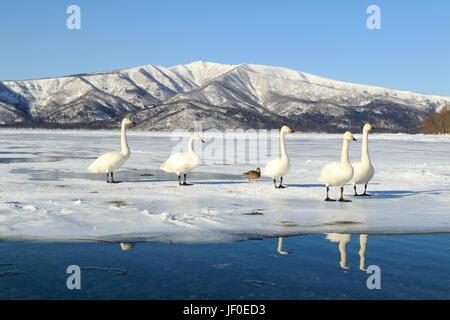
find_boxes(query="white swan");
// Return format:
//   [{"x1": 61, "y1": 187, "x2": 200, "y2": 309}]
[
  {"x1": 351, "y1": 124, "x2": 375, "y2": 196},
  {"x1": 263, "y1": 125, "x2": 295, "y2": 188},
  {"x1": 160, "y1": 133, "x2": 204, "y2": 185},
  {"x1": 319, "y1": 131, "x2": 356, "y2": 202},
  {"x1": 87, "y1": 118, "x2": 135, "y2": 183}
]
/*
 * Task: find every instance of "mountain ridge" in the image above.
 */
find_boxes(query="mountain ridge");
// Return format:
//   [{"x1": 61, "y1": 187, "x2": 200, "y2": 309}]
[{"x1": 1, "y1": 61, "x2": 449, "y2": 133}]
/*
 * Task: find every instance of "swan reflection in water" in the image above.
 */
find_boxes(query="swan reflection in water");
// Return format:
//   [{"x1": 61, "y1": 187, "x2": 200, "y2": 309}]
[
  {"x1": 326, "y1": 233, "x2": 369, "y2": 270},
  {"x1": 276, "y1": 234, "x2": 369, "y2": 271},
  {"x1": 120, "y1": 243, "x2": 135, "y2": 251},
  {"x1": 119, "y1": 235, "x2": 369, "y2": 270},
  {"x1": 277, "y1": 237, "x2": 292, "y2": 255}
]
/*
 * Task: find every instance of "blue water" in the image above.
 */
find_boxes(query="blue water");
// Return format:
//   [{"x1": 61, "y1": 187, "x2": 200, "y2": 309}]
[{"x1": 0, "y1": 233, "x2": 448, "y2": 299}]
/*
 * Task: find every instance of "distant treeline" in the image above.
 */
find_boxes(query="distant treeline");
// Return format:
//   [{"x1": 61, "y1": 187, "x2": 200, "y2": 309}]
[
  {"x1": 422, "y1": 106, "x2": 450, "y2": 134},
  {"x1": 0, "y1": 119, "x2": 115, "y2": 130}
]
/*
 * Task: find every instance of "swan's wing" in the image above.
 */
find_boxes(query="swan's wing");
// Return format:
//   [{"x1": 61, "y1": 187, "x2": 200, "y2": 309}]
[
  {"x1": 88, "y1": 151, "x2": 124, "y2": 173},
  {"x1": 319, "y1": 162, "x2": 340, "y2": 183},
  {"x1": 352, "y1": 162, "x2": 363, "y2": 171},
  {"x1": 350, "y1": 162, "x2": 363, "y2": 183},
  {"x1": 320, "y1": 162, "x2": 354, "y2": 186},
  {"x1": 161, "y1": 152, "x2": 189, "y2": 168},
  {"x1": 263, "y1": 158, "x2": 281, "y2": 177},
  {"x1": 160, "y1": 152, "x2": 194, "y2": 173},
  {"x1": 351, "y1": 162, "x2": 375, "y2": 184}
]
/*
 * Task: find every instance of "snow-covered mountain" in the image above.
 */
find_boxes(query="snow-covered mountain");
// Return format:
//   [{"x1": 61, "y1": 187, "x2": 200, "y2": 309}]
[{"x1": 1, "y1": 61, "x2": 449, "y2": 132}]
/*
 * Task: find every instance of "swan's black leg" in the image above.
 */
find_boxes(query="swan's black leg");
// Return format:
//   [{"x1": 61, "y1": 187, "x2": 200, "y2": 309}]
[
  {"x1": 339, "y1": 187, "x2": 352, "y2": 202},
  {"x1": 107, "y1": 172, "x2": 115, "y2": 183},
  {"x1": 325, "y1": 186, "x2": 336, "y2": 201},
  {"x1": 181, "y1": 173, "x2": 193, "y2": 186},
  {"x1": 273, "y1": 179, "x2": 278, "y2": 188},
  {"x1": 277, "y1": 177, "x2": 286, "y2": 189},
  {"x1": 361, "y1": 184, "x2": 372, "y2": 196},
  {"x1": 106, "y1": 173, "x2": 111, "y2": 183},
  {"x1": 178, "y1": 175, "x2": 182, "y2": 185},
  {"x1": 354, "y1": 185, "x2": 359, "y2": 196},
  {"x1": 107, "y1": 172, "x2": 122, "y2": 184}
]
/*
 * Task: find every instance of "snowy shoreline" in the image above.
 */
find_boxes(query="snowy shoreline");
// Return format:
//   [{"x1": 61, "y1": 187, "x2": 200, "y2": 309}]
[{"x1": 0, "y1": 131, "x2": 449, "y2": 243}]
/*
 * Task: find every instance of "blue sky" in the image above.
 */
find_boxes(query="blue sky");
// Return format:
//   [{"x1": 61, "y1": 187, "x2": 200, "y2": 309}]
[{"x1": 1, "y1": 0, "x2": 449, "y2": 96}]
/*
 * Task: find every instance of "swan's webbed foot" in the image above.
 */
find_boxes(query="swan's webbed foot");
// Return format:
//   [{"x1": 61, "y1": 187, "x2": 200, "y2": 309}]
[
  {"x1": 360, "y1": 184, "x2": 371, "y2": 196},
  {"x1": 274, "y1": 177, "x2": 286, "y2": 189},
  {"x1": 273, "y1": 179, "x2": 278, "y2": 189},
  {"x1": 180, "y1": 174, "x2": 193, "y2": 186},
  {"x1": 106, "y1": 172, "x2": 121, "y2": 183},
  {"x1": 324, "y1": 186, "x2": 336, "y2": 201},
  {"x1": 340, "y1": 265, "x2": 352, "y2": 270},
  {"x1": 338, "y1": 187, "x2": 352, "y2": 202}
]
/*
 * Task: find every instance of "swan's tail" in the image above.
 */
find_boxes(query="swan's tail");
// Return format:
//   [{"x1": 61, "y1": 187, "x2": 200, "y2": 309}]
[
  {"x1": 87, "y1": 163, "x2": 99, "y2": 173},
  {"x1": 87, "y1": 158, "x2": 104, "y2": 173},
  {"x1": 318, "y1": 172, "x2": 328, "y2": 185}
]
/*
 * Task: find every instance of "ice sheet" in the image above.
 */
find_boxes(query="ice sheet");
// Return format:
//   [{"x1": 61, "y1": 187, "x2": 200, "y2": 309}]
[{"x1": 0, "y1": 129, "x2": 449, "y2": 243}]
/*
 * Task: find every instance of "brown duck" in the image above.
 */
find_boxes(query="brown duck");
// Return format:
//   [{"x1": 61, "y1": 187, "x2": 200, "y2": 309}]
[{"x1": 242, "y1": 167, "x2": 261, "y2": 181}]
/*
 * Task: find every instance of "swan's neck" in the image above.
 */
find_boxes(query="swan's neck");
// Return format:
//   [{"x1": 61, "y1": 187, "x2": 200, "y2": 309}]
[
  {"x1": 279, "y1": 131, "x2": 288, "y2": 160},
  {"x1": 120, "y1": 123, "x2": 130, "y2": 155},
  {"x1": 188, "y1": 136, "x2": 196, "y2": 155},
  {"x1": 361, "y1": 131, "x2": 370, "y2": 163},
  {"x1": 340, "y1": 139, "x2": 350, "y2": 163}
]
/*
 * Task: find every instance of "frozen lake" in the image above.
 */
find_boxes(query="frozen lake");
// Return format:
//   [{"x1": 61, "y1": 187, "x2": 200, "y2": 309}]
[{"x1": 0, "y1": 129, "x2": 449, "y2": 243}]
